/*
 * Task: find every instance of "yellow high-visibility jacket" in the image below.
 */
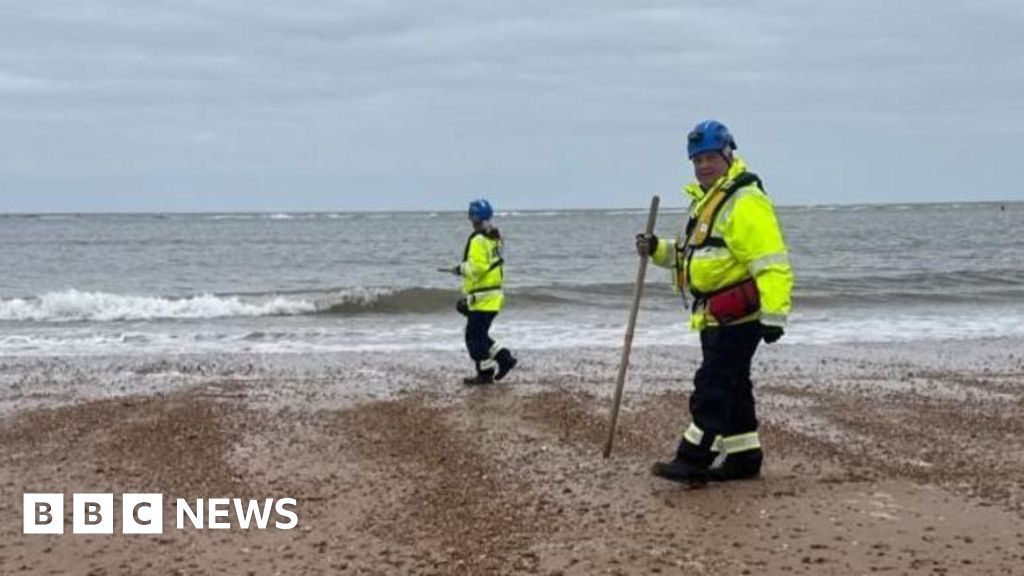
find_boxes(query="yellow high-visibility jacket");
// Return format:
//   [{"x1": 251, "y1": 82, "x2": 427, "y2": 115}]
[
  {"x1": 460, "y1": 230, "x2": 505, "y2": 312},
  {"x1": 651, "y1": 157, "x2": 793, "y2": 330}
]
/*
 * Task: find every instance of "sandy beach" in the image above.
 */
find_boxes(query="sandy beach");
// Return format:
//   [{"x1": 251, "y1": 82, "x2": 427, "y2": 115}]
[{"x1": 2, "y1": 340, "x2": 1023, "y2": 575}]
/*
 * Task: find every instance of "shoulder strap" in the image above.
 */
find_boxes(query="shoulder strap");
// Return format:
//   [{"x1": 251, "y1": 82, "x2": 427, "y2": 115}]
[
  {"x1": 462, "y1": 232, "x2": 505, "y2": 273},
  {"x1": 685, "y1": 172, "x2": 762, "y2": 248},
  {"x1": 486, "y1": 232, "x2": 505, "y2": 272},
  {"x1": 461, "y1": 231, "x2": 482, "y2": 262}
]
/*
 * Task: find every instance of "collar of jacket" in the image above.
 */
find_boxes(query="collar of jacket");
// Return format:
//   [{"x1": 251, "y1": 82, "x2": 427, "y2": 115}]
[{"x1": 683, "y1": 156, "x2": 749, "y2": 208}]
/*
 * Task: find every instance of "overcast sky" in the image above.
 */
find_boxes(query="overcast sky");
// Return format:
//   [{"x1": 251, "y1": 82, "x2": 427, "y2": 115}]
[{"x1": 1, "y1": 1, "x2": 1021, "y2": 212}]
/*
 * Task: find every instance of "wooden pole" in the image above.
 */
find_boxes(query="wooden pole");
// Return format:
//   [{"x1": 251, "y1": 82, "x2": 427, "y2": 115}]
[{"x1": 603, "y1": 195, "x2": 659, "y2": 459}]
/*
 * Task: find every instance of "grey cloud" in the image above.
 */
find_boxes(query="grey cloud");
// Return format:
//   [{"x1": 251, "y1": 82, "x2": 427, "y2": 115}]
[{"x1": 0, "y1": 1, "x2": 1021, "y2": 212}]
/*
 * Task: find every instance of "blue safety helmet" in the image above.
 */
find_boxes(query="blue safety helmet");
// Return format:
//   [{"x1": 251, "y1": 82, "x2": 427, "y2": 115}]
[
  {"x1": 468, "y1": 199, "x2": 494, "y2": 221},
  {"x1": 686, "y1": 119, "x2": 737, "y2": 159}
]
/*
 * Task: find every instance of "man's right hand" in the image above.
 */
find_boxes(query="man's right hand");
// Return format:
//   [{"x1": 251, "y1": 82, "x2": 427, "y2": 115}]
[{"x1": 635, "y1": 233, "x2": 658, "y2": 257}]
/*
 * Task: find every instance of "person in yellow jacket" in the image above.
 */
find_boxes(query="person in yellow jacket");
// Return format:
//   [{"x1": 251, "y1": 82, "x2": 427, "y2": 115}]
[
  {"x1": 448, "y1": 199, "x2": 517, "y2": 385},
  {"x1": 636, "y1": 119, "x2": 793, "y2": 487}
]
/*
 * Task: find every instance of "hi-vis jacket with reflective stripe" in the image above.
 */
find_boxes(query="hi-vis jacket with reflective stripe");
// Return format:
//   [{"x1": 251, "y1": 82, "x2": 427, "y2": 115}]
[
  {"x1": 650, "y1": 156, "x2": 793, "y2": 330},
  {"x1": 460, "y1": 230, "x2": 505, "y2": 312}
]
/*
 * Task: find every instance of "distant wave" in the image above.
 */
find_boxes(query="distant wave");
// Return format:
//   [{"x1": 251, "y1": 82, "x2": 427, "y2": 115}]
[
  {"x1": 204, "y1": 213, "x2": 331, "y2": 221},
  {"x1": 495, "y1": 211, "x2": 562, "y2": 218},
  {"x1": 206, "y1": 214, "x2": 257, "y2": 221}
]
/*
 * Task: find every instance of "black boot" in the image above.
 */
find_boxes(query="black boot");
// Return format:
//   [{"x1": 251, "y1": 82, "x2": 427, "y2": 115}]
[
  {"x1": 709, "y1": 449, "x2": 763, "y2": 481},
  {"x1": 463, "y1": 369, "x2": 495, "y2": 386},
  {"x1": 651, "y1": 458, "x2": 709, "y2": 488},
  {"x1": 494, "y1": 349, "x2": 518, "y2": 381}
]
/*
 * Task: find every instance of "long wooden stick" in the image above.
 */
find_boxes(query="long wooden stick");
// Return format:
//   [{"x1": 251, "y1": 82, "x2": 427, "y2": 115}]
[{"x1": 603, "y1": 195, "x2": 659, "y2": 459}]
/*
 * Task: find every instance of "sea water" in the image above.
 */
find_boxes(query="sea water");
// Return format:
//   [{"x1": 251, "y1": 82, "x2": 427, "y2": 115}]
[{"x1": 0, "y1": 202, "x2": 1021, "y2": 356}]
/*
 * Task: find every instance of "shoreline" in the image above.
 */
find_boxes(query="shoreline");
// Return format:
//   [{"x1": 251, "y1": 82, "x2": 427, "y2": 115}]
[
  {"x1": 2, "y1": 336, "x2": 1022, "y2": 412},
  {"x1": 2, "y1": 339, "x2": 1023, "y2": 574}
]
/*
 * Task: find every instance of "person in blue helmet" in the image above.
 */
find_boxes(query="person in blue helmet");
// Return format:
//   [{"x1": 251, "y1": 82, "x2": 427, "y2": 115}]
[
  {"x1": 636, "y1": 120, "x2": 793, "y2": 487},
  {"x1": 446, "y1": 199, "x2": 518, "y2": 385}
]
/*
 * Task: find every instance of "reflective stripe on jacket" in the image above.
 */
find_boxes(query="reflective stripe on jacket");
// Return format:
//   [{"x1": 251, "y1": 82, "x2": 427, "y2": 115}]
[
  {"x1": 651, "y1": 156, "x2": 793, "y2": 330},
  {"x1": 461, "y1": 231, "x2": 505, "y2": 312}
]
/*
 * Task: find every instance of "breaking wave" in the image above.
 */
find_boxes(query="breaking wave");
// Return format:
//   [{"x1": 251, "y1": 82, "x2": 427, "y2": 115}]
[{"x1": 0, "y1": 290, "x2": 318, "y2": 322}]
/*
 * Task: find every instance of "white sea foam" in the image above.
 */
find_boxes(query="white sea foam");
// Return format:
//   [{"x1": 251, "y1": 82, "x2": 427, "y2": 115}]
[
  {"x1": 0, "y1": 286, "x2": 431, "y2": 323},
  {"x1": 0, "y1": 290, "x2": 316, "y2": 322}
]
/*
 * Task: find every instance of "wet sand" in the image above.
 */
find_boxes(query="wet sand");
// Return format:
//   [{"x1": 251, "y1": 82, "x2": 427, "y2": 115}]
[{"x1": 1, "y1": 342, "x2": 1023, "y2": 574}]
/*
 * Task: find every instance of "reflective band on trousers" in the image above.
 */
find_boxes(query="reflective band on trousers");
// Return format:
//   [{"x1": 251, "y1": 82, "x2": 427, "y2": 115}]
[
  {"x1": 683, "y1": 423, "x2": 704, "y2": 446},
  {"x1": 478, "y1": 343, "x2": 502, "y2": 371},
  {"x1": 720, "y1": 432, "x2": 761, "y2": 454},
  {"x1": 684, "y1": 424, "x2": 760, "y2": 454}
]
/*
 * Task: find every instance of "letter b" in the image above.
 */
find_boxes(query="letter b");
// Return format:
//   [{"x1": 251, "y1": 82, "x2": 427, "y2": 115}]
[
  {"x1": 73, "y1": 494, "x2": 113, "y2": 534},
  {"x1": 23, "y1": 494, "x2": 64, "y2": 534}
]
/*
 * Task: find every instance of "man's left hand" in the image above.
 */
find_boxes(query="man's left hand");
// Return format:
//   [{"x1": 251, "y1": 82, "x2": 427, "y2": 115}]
[{"x1": 761, "y1": 324, "x2": 784, "y2": 344}]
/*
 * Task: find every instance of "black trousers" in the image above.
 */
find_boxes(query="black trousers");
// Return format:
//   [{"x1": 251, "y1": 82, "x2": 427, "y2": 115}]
[
  {"x1": 678, "y1": 321, "x2": 762, "y2": 465},
  {"x1": 465, "y1": 311, "x2": 497, "y2": 372}
]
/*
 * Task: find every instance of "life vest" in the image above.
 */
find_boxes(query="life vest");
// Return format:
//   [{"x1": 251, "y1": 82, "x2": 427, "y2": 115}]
[{"x1": 677, "y1": 172, "x2": 764, "y2": 323}]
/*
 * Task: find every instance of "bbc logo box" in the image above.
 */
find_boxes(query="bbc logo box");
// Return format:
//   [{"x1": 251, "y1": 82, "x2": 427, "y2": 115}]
[{"x1": 23, "y1": 493, "x2": 163, "y2": 535}]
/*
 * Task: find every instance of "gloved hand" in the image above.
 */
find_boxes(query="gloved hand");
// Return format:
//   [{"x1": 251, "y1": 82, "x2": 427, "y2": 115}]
[
  {"x1": 449, "y1": 265, "x2": 462, "y2": 276},
  {"x1": 455, "y1": 298, "x2": 470, "y2": 317},
  {"x1": 761, "y1": 324, "x2": 784, "y2": 344},
  {"x1": 635, "y1": 233, "x2": 659, "y2": 257}
]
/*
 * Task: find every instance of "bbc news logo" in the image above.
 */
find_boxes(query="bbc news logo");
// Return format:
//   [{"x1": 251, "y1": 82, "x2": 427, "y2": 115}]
[{"x1": 24, "y1": 494, "x2": 298, "y2": 534}]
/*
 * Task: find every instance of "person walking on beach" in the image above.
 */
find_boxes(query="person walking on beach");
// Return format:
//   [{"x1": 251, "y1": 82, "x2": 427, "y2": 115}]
[
  {"x1": 636, "y1": 120, "x2": 793, "y2": 486},
  {"x1": 448, "y1": 199, "x2": 517, "y2": 385}
]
